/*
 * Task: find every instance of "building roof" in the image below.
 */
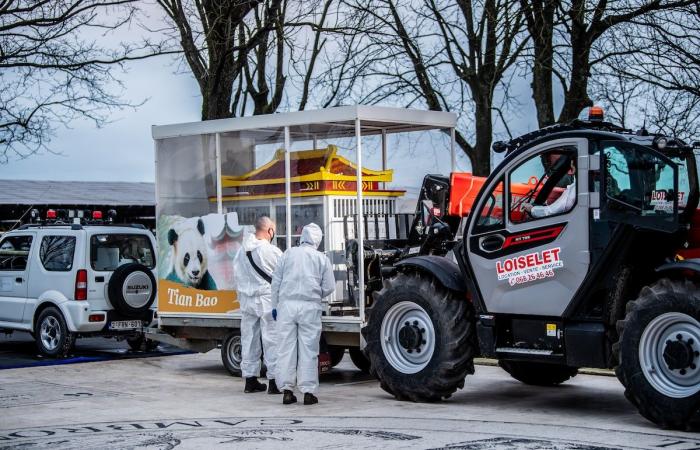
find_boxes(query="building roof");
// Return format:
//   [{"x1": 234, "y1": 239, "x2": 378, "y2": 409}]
[{"x1": 0, "y1": 180, "x2": 155, "y2": 206}]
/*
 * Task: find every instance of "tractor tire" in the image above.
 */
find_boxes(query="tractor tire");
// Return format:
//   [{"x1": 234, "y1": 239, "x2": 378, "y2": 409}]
[
  {"x1": 328, "y1": 345, "x2": 346, "y2": 367},
  {"x1": 362, "y1": 272, "x2": 477, "y2": 401},
  {"x1": 349, "y1": 347, "x2": 371, "y2": 374},
  {"x1": 498, "y1": 360, "x2": 578, "y2": 386},
  {"x1": 615, "y1": 278, "x2": 700, "y2": 431}
]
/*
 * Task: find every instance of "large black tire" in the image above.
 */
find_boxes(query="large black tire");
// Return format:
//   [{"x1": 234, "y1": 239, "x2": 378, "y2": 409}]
[
  {"x1": 328, "y1": 345, "x2": 346, "y2": 367},
  {"x1": 615, "y1": 278, "x2": 700, "y2": 430},
  {"x1": 499, "y1": 360, "x2": 578, "y2": 386},
  {"x1": 362, "y1": 272, "x2": 477, "y2": 401},
  {"x1": 221, "y1": 331, "x2": 242, "y2": 376},
  {"x1": 35, "y1": 307, "x2": 75, "y2": 358},
  {"x1": 349, "y1": 346, "x2": 371, "y2": 374},
  {"x1": 107, "y1": 263, "x2": 157, "y2": 317}
]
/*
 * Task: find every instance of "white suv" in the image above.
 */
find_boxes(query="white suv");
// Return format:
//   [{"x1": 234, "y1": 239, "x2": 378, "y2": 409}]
[{"x1": 0, "y1": 222, "x2": 158, "y2": 357}]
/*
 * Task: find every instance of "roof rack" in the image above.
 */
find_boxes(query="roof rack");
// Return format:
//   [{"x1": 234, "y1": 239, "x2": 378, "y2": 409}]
[{"x1": 17, "y1": 222, "x2": 147, "y2": 231}]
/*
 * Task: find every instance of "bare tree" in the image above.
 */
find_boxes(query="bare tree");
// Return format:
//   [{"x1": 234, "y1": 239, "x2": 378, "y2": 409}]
[
  {"x1": 0, "y1": 1, "x2": 167, "y2": 164},
  {"x1": 521, "y1": 0, "x2": 696, "y2": 127},
  {"x1": 157, "y1": 0, "x2": 355, "y2": 119},
  {"x1": 341, "y1": 0, "x2": 527, "y2": 175}
]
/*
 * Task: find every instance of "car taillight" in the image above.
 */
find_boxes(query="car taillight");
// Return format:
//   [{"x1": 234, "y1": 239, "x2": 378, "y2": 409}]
[{"x1": 75, "y1": 269, "x2": 88, "y2": 300}]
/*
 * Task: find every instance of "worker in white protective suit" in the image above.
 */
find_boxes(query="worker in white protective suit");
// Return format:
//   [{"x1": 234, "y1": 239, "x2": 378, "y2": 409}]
[
  {"x1": 271, "y1": 223, "x2": 335, "y2": 405},
  {"x1": 232, "y1": 216, "x2": 283, "y2": 394}
]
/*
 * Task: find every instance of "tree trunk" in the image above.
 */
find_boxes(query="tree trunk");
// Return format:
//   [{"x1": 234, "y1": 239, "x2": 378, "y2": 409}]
[
  {"x1": 558, "y1": 31, "x2": 592, "y2": 122},
  {"x1": 473, "y1": 92, "x2": 493, "y2": 176}
]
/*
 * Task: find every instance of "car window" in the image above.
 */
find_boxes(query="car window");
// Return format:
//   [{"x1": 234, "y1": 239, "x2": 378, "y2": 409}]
[
  {"x1": 603, "y1": 143, "x2": 676, "y2": 216},
  {"x1": 0, "y1": 235, "x2": 33, "y2": 271},
  {"x1": 40, "y1": 236, "x2": 76, "y2": 271},
  {"x1": 509, "y1": 146, "x2": 578, "y2": 223},
  {"x1": 90, "y1": 234, "x2": 155, "y2": 271},
  {"x1": 472, "y1": 177, "x2": 505, "y2": 233}
]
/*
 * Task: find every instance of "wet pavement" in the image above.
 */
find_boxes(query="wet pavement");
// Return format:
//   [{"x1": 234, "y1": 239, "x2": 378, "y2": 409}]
[
  {"x1": 1, "y1": 350, "x2": 699, "y2": 449},
  {"x1": 0, "y1": 331, "x2": 188, "y2": 370}
]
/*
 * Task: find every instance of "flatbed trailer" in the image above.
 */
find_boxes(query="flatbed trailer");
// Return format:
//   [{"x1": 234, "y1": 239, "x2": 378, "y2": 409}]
[{"x1": 148, "y1": 105, "x2": 459, "y2": 374}]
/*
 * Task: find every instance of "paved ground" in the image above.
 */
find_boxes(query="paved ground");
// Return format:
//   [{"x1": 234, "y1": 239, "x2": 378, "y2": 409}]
[
  {"x1": 0, "y1": 331, "x2": 188, "y2": 369},
  {"x1": 2, "y1": 351, "x2": 699, "y2": 449}
]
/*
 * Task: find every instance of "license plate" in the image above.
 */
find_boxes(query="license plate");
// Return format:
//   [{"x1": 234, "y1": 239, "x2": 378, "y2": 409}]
[{"x1": 109, "y1": 320, "x2": 142, "y2": 330}]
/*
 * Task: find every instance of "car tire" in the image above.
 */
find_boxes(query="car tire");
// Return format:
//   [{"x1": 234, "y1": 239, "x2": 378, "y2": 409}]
[
  {"x1": 107, "y1": 263, "x2": 157, "y2": 317},
  {"x1": 498, "y1": 360, "x2": 578, "y2": 386},
  {"x1": 349, "y1": 347, "x2": 371, "y2": 373},
  {"x1": 35, "y1": 307, "x2": 75, "y2": 358},
  {"x1": 615, "y1": 278, "x2": 700, "y2": 431},
  {"x1": 362, "y1": 272, "x2": 477, "y2": 401}
]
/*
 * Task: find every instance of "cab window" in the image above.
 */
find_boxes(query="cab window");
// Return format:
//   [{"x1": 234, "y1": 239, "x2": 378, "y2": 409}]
[
  {"x1": 603, "y1": 143, "x2": 676, "y2": 216},
  {"x1": 0, "y1": 235, "x2": 33, "y2": 271},
  {"x1": 509, "y1": 146, "x2": 577, "y2": 223},
  {"x1": 473, "y1": 177, "x2": 504, "y2": 233}
]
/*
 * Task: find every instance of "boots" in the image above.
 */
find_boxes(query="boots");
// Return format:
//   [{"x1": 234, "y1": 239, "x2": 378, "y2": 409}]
[
  {"x1": 267, "y1": 379, "x2": 281, "y2": 394},
  {"x1": 244, "y1": 377, "x2": 267, "y2": 393},
  {"x1": 282, "y1": 389, "x2": 297, "y2": 405},
  {"x1": 303, "y1": 393, "x2": 318, "y2": 405}
]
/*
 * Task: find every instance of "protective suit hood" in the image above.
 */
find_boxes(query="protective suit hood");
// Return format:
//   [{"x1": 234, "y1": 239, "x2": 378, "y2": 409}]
[{"x1": 300, "y1": 223, "x2": 323, "y2": 249}]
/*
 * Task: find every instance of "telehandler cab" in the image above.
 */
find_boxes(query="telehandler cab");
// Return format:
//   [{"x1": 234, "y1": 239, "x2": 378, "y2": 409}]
[{"x1": 358, "y1": 109, "x2": 700, "y2": 430}]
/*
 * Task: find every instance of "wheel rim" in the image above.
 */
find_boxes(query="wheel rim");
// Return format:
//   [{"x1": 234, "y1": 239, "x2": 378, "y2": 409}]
[
  {"x1": 380, "y1": 301, "x2": 436, "y2": 374},
  {"x1": 40, "y1": 316, "x2": 61, "y2": 352},
  {"x1": 226, "y1": 335, "x2": 242, "y2": 369},
  {"x1": 639, "y1": 312, "x2": 700, "y2": 398}
]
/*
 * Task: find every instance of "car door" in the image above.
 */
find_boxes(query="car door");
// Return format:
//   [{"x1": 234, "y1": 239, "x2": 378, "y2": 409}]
[
  {"x1": 0, "y1": 233, "x2": 35, "y2": 323},
  {"x1": 466, "y1": 138, "x2": 591, "y2": 317}
]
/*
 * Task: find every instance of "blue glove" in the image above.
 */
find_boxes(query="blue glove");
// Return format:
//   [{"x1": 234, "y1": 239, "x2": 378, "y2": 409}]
[{"x1": 272, "y1": 309, "x2": 277, "y2": 321}]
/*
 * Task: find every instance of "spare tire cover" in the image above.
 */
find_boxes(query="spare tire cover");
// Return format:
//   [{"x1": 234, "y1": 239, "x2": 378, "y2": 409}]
[{"x1": 107, "y1": 263, "x2": 157, "y2": 317}]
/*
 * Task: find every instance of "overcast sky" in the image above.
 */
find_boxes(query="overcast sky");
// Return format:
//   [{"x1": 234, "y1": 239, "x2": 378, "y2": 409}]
[{"x1": 1, "y1": 55, "x2": 202, "y2": 183}]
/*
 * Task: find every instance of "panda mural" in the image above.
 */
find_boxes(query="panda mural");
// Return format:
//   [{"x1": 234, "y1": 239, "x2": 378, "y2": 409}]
[{"x1": 166, "y1": 218, "x2": 218, "y2": 290}]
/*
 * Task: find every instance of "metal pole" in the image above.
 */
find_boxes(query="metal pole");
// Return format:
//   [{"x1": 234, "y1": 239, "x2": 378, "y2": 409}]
[
  {"x1": 356, "y1": 118, "x2": 365, "y2": 324},
  {"x1": 313, "y1": 134, "x2": 318, "y2": 150},
  {"x1": 381, "y1": 129, "x2": 387, "y2": 190},
  {"x1": 284, "y1": 127, "x2": 292, "y2": 250},
  {"x1": 450, "y1": 127, "x2": 456, "y2": 173},
  {"x1": 215, "y1": 133, "x2": 223, "y2": 214}
]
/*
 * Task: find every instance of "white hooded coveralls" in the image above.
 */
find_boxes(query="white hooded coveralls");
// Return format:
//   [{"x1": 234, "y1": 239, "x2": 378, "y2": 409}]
[
  {"x1": 232, "y1": 234, "x2": 282, "y2": 379},
  {"x1": 271, "y1": 223, "x2": 335, "y2": 394}
]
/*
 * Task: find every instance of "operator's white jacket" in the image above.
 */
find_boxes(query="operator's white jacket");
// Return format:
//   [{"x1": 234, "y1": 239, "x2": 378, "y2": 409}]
[{"x1": 232, "y1": 235, "x2": 282, "y2": 315}]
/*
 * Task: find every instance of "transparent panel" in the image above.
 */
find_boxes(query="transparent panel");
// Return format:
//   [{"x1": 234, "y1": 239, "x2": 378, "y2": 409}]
[
  {"x1": 508, "y1": 146, "x2": 577, "y2": 224},
  {"x1": 473, "y1": 177, "x2": 505, "y2": 233},
  {"x1": 286, "y1": 123, "x2": 357, "y2": 314}
]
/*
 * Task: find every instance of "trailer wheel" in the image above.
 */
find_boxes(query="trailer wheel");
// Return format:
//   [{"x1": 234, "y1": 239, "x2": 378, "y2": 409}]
[
  {"x1": 221, "y1": 331, "x2": 242, "y2": 377},
  {"x1": 349, "y1": 347, "x2": 371, "y2": 374},
  {"x1": 328, "y1": 345, "x2": 346, "y2": 367},
  {"x1": 498, "y1": 361, "x2": 578, "y2": 386},
  {"x1": 615, "y1": 278, "x2": 700, "y2": 430},
  {"x1": 362, "y1": 272, "x2": 476, "y2": 401}
]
